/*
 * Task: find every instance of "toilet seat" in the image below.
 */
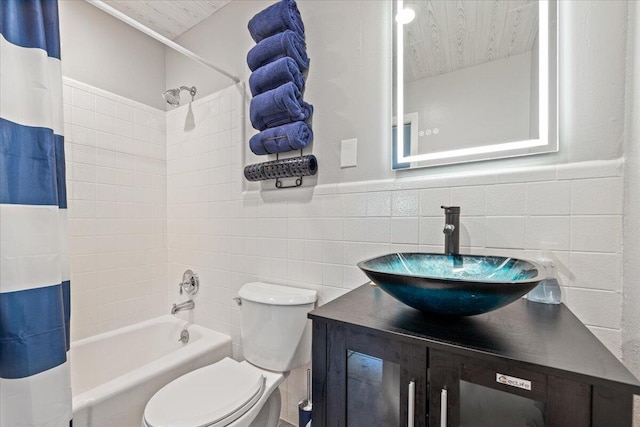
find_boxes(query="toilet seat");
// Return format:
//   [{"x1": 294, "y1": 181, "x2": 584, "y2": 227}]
[{"x1": 143, "y1": 358, "x2": 265, "y2": 427}]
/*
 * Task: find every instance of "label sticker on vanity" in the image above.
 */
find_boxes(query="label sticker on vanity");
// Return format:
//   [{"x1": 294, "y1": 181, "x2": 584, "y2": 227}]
[{"x1": 496, "y1": 373, "x2": 532, "y2": 391}]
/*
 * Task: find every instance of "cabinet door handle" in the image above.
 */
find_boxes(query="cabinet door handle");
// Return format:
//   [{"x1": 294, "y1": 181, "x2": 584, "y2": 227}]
[
  {"x1": 408, "y1": 380, "x2": 415, "y2": 427},
  {"x1": 440, "y1": 388, "x2": 448, "y2": 427}
]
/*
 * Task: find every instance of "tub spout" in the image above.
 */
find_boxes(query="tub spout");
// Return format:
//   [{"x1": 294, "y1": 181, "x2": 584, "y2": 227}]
[{"x1": 171, "y1": 299, "x2": 194, "y2": 314}]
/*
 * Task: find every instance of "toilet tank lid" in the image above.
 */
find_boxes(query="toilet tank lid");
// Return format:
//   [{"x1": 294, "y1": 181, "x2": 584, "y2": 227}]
[{"x1": 239, "y1": 282, "x2": 317, "y2": 306}]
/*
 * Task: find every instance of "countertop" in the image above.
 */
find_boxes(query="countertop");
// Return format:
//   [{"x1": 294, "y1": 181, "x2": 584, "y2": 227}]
[{"x1": 309, "y1": 283, "x2": 640, "y2": 394}]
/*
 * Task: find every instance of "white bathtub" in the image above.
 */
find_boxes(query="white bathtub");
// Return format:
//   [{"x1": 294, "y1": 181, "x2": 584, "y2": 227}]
[{"x1": 71, "y1": 315, "x2": 232, "y2": 427}]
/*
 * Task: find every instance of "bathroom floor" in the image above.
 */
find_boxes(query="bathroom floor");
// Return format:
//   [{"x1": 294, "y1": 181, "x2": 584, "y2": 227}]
[{"x1": 278, "y1": 420, "x2": 295, "y2": 427}]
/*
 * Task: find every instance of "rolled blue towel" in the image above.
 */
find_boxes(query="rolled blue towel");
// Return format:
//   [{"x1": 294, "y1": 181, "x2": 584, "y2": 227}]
[
  {"x1": 248, "y1": 0, "x2": 305, "y2": 43},
  {"x1": 250, "y1": 82, "x2": 313, "y2": 131},
  {"x1": 249, "y1": 122, "x2": 313, "y2": 155},
  {"x1": 249, "y1": 57, "x2": 305, "y2": 97},
  {"x1": 247, "y1": 30, "x2": 309, "y2": 72}
]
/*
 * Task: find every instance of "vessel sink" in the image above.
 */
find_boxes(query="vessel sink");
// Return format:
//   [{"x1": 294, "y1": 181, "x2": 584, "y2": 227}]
[{"x1": 357, "y1": 253, "x2": 545, "y2": 316}]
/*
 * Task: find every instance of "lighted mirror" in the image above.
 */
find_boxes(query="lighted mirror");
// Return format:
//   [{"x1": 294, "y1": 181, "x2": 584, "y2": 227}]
[{"x1": 392, "y1": 0, "x2": 558, "y2": 169}]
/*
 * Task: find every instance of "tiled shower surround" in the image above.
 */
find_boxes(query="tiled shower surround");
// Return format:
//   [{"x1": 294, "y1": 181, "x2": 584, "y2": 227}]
[
  {"x1": 67, "y1": 80, "x2": 625, "y2": 424},
  {"x1": 63, "y1": 78, "x2": 167, "y2": 341}
]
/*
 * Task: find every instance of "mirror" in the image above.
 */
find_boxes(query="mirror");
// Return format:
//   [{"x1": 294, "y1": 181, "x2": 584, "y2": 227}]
[{"x1": 392, "y1": 0, "x2": 558, "y2": 169}]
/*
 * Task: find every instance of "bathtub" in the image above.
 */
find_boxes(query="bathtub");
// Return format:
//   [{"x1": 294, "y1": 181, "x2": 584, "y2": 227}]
[{"x1": 71, "y1": 315, "x2": 232, "y2": 427}]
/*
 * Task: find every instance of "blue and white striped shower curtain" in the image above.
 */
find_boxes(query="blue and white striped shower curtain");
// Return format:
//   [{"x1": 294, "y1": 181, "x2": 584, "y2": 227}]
[{"x1": 0, "y1": 0, "x2": 72, "y2": 426}]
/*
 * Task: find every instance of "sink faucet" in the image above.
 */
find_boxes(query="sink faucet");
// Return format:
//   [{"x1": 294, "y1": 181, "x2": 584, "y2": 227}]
[
  {"x1": 171, "y1": 299, "x2": 194, "y2": 314},
  {"x1": 441, "y1": 206, "x2": 460, "y2": 256}
]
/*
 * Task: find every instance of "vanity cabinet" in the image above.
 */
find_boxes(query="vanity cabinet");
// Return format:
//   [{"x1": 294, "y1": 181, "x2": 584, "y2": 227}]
[
  {"x1": 429, "y1": 349, "x2": 591, "y2": 426},
  {"x1": 309, "y1": 284, "x2": 640, "y2": 427},
  {"x1": 314, "y1": 320, "x2": 428, "y2": 427}
]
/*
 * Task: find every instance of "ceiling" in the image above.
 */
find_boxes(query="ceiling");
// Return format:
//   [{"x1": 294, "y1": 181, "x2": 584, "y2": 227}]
[
  {"x1": 102, "y1": 0, "x2": 233, "y2": 40},
  {"x1": 100, "y1": 0, "x2": 538, "y2": 78},
  {"x1": 403, "y1": 0, "x2": 539, "y2": 82}
]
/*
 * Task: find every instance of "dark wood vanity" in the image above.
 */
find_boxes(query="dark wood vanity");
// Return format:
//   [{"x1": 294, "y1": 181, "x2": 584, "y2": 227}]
[{"x1": 309, "y1": 283, "x2": 640, "y2": 427}]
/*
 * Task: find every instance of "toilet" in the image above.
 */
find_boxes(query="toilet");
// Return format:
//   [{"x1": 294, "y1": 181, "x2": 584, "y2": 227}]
[{"x1": 142, "y1": 282, "x2": 317, "y2": 427}]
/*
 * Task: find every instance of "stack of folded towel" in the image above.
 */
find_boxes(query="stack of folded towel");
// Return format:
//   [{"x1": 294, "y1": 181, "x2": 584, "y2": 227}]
[{"x1": 247, "y1": 0, "x2": 314, "y2": 157}]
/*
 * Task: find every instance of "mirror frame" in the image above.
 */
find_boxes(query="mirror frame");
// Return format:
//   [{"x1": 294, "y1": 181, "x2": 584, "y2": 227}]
[{"x1": 393, "y1": 0, "x2": 558, "y2": 169}]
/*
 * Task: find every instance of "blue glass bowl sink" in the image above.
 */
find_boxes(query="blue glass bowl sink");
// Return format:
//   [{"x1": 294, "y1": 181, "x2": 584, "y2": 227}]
[{"x1": 357, "y1": 253, "x2": 545, "y2": 316}]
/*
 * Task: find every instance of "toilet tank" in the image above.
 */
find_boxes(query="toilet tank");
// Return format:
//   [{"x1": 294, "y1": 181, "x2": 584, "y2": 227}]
[{"x1": 238, "y1": 282, "x2": 317, "y2": 372}]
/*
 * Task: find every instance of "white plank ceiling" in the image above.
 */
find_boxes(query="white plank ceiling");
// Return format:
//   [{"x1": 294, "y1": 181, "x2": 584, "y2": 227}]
[
  {"x1": 102, "y1": 0, "x2": 233, "y2": 40},
  {"x1": 403, "y1": 0, "x2": 539, "y2": 82}
]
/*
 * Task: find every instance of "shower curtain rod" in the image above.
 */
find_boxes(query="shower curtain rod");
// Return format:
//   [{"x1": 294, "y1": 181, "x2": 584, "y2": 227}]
[{"x1": 86, "y1": 0, "x2": 241, "y2": 84}]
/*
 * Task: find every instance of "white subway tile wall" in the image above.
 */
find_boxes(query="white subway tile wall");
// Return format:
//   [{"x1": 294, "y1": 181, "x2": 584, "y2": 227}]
[
  {"x1": 64, "y1": 81, "x2": 626, "y2": 425},
  {"x1": 165, "y1": 87, "x2": 625, "y2": 423},
  {"x1": 63, "y1": 78, "x2": 167, "y2": 341}
]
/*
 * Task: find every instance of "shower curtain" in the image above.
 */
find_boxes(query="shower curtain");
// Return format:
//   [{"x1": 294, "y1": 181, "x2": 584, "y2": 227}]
[{"x1": 0, "y1": 0, "x2": 72, "y2": 426}]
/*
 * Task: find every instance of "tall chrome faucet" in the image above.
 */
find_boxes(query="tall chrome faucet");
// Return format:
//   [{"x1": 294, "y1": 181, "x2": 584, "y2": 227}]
[{"x1": 442, "y1": 206, "x2": 460, "y2": 256}]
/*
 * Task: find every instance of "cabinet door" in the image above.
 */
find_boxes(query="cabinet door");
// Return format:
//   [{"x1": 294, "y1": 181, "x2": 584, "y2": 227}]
[
  {"x1": 316, "y1": 322, "x2": 427, "y2": 427},
  {"x1": 428, "y1": 349, "x2": 590, "y2": 427}
]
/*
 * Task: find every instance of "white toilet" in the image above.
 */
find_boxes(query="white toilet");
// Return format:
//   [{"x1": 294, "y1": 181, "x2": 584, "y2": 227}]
[{"x1": 142, "y1": 282, "x2": 317, "y2": 427}]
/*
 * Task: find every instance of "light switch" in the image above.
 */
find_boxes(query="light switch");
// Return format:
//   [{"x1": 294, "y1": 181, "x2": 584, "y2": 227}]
[{"x1": 341, "y1": 138, "x2": 358, "y2": 168}]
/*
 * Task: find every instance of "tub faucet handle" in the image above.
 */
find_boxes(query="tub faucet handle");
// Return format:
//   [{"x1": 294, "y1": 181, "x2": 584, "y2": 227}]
[{"x1": 178, "y1": 269, "x2": 199, "y2": 296}]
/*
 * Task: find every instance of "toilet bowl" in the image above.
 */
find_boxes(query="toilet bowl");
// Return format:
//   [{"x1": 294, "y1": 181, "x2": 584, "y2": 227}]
[{"x1": 142, "y1": 282, "x2": 317, "y2": 427}]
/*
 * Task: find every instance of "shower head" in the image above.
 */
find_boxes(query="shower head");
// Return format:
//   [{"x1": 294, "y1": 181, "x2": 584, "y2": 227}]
[
  {"x1": 162, "y1": 86, "x2": 197, "y2": 107},
  {"x1": 162, "y1": 89, "x2": 181, "y2": 106}
]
